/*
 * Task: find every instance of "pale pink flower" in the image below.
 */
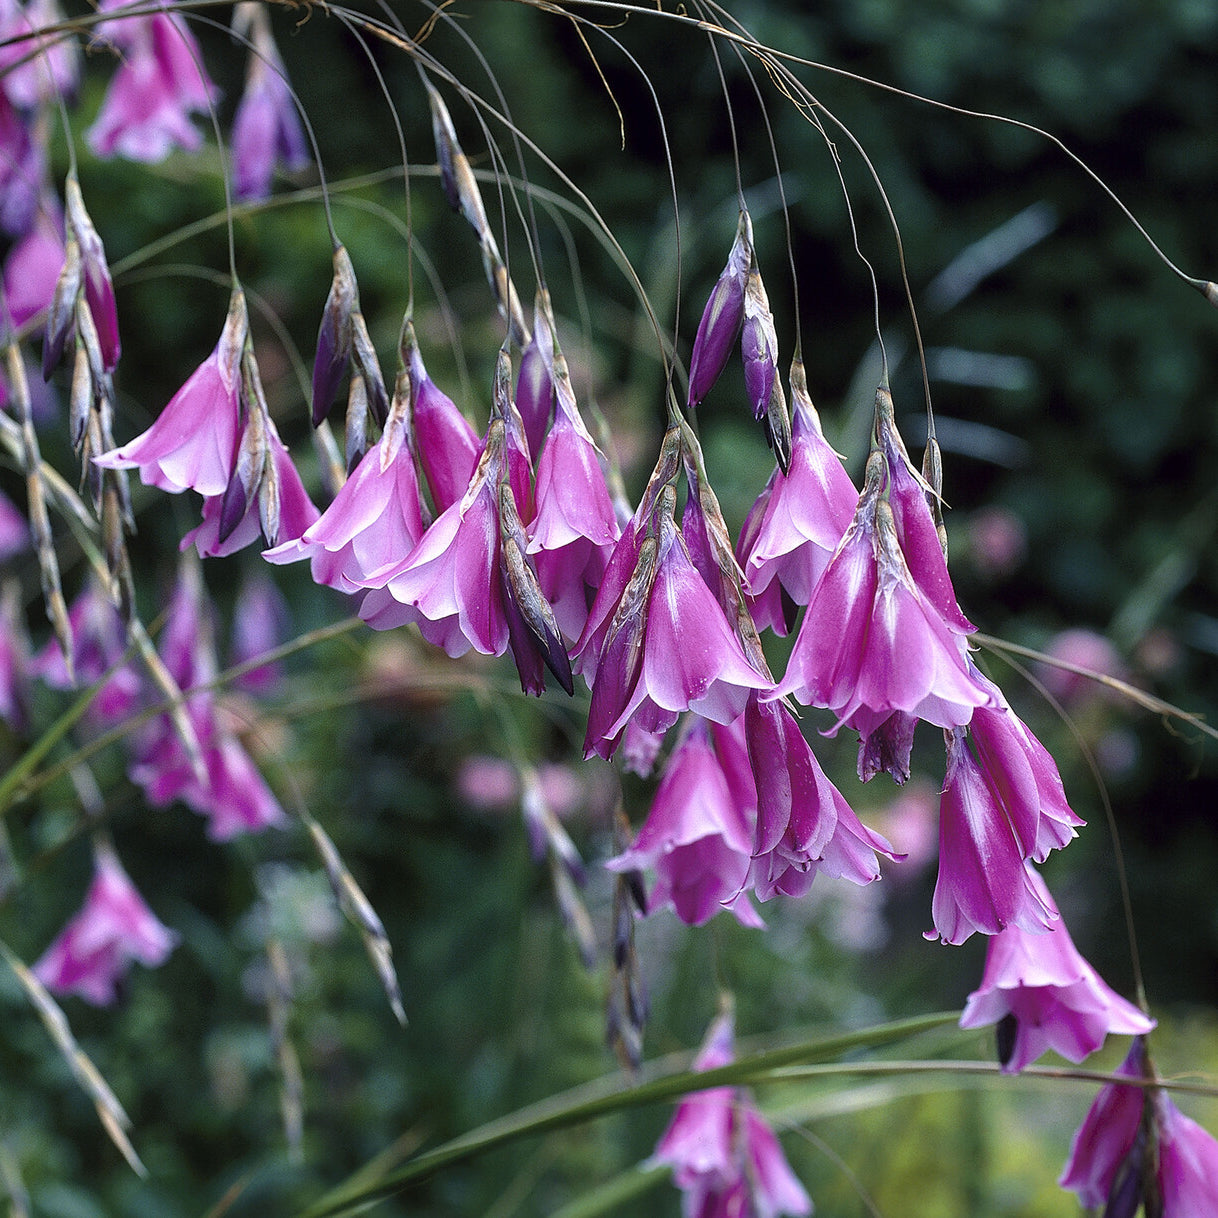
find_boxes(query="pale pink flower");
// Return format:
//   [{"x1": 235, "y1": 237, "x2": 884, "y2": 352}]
[
  {"x1": 88, "y1": 1, "x2": 217, "y2": 163},
  {"x1": 0, "y1": 0, "x2": 80, "y2": 109},
  {"x1": 2, "y1": 191, "x2": 63, "y2": 327},
  {"x1": 94, "y1": 289, "x2": 246, "y2": 496},
  {"x1": 34, "y1": 846, "x2": 178, "y2": 1005}
]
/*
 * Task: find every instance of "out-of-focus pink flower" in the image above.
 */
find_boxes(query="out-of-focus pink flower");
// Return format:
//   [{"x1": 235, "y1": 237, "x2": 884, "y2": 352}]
[
  {"x1": 967, "y1": 505, "x2": 1026, "y2": 579},
  {"x1": 606, "y1": 717, "x2": 763, "y2": 929},
  {"x1": 739, "y1": 359, "x2": 857, "y2": 636},
  {"x1": 1060, "y1": 1037, "x2": 1218, "y2": 1216},
  {"x1": 1037, "y1": 628, "x2": 1127, "y2": 707},
  {"x1": 88, "y1": 1, "x2": 217, "y2": 163},
  {"x1": 230, "y1": 8, "x2": 307, "y2": 201},
  {"x1": 687, "y1": 209, "x2": 751, "y2": 409},
  {"x1": 960, "y1": 869, "x2": 1154, "y2": 1072},
  {"x1": 652, "y1": 1009, "x2": 812, "y2": 1218},
  {"x1": 2, "y1": 191, "x2": 63, "y2": 327},
  {"x1": 33, "y1": 845, "x2": 178, "y2": 1005},
  {"x1": 0, "y1": 90, "x2": 40, "y2": 235},
  {"x1": 31, "y1": 581, "x2": 142, "y2": 728},
  {"x1": 0, "y1": 487, "x2": 30, "y2": 560},
  {"x1": 927, "y1": 731, "x2": 1057, "y2": 945},
  {"x1": 94, "y1": 287, "x2": 246, "y2": 496},
  {"x1": 229, "y1": 569, "x2": 289, "y2": 694},
  {"x1": 0, "y1": 0, "x2": 80, "y2": 108}
]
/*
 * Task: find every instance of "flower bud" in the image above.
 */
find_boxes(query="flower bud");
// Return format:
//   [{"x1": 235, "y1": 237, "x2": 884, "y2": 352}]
[
  {"x1": 312, "y1": 244, "x2": 357, "y2": 425},
  {"x1": 687, "y1": 209, "x2": 751, "y2": 408}
]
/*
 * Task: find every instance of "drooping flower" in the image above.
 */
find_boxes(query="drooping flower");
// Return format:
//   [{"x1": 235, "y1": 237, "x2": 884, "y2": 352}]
[
  {"x1": 606, "y1": 717, "x2": 763, "y2": 929},
  {"x1": 652, "y1": 1008, "x2": 812, "y2": 1218},
  {"x1": 960, "y1": 868, "x2": 1154, "y2": 1072},
  {"x1": 576, "y1": 475, "x2": 770, "y2": 761},
  {"x1": 88, "y1": 0, "x2": 217, "y2": 164},
  {"x1": 738, "y1": 358, "x2": 858, "y2": 636},
  {"x1": 230, "y1": 2, "x2": 308, "y2": 201},
  {"x1": 928, "y1": 732, "x2": 1058, "y2": 945},
  {"x1": 1060, "y1": 1037, "x2": 1218, "y2": 1216},
  {"x1": 526, "y1": 348, "x2": 620, "y2": 640},
  {"x1": 687, "y1": 209, "x2": 752, "y2": 409},
  {"x1": 773, "y1": 443, "x2": 992, "y2": 736},
  {"x1": 264, "y1": 388, "x2": 425, "y2": 593},
  {"x1": 94, "y1": 286, "x2": 246, "y2": 496},
  {"x1": 34, "y1": 845, "x2": 178, "y2": 1005},
  {"x1": 743, "y1": 691, "x2": 900, "y2": 902}
]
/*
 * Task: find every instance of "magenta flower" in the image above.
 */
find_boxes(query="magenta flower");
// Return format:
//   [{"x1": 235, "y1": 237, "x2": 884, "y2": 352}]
[
  {"x1": 928, "y1": 732, "x2": 1057, "y2": 945},
  {"x1": 406, "y1": 327, "x2": 478, "y2": 513},
  {"x1": 606, "y1": 718, "x2": 763, "y2": 929},
  {"x1": 687, "y1": 210, "x2": 751, "y2": 409},
  {"x1": 0, "y1": 91, "x2": 40, "y2": 236},
  {"x1": 577, "y1": 499, "x2": 770, "y2": 761},
  {"x1": 966, "y1": 668, "x2": 1085, "y2": 862},
  {"x1": 1060, "y1": 1037, "x2": 1218, "y2": 1216},
  {"x1": 231, "y1": 11, "x2": 308, "y2": 201},
  {"x1": 95, "y1": 288, "x2": 246, "y2": 496},
  {"x1": 88, "y1": 1, "x2": 217, "y2": 163},
  {"x1": 0, "y1": 486, "x2": 29, "y2": 560},
  {"x1": 960, "y1": 870, "x2": 1154, "y2": 1072},
  {"x1": 773, "y1": 447, "x2": 992, "y2": 734},
  {"x1": 743, "y1": 692, "x2": 899, "y2": 902},
  {"x1": 738, "y1": 359, "x2": 858, "y2": 636},
  {"x1": 265, "y1": 407, "x2": 425, "y2": 593},
  {"x1": 653, "y1": 1010, "x2": 812, "y2": 1218},
  {"x1": 358, "y1": 421, "x2": 510, "y2": 652},
  {"x1": 526, "y1": 360, "x2": 620, "y2": 640},
  {"x1": 34, "y1": 846, "x2": 178, "y2": 1005}
]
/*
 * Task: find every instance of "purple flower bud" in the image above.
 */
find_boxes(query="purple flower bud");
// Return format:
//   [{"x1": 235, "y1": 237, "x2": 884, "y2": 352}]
[
  {"x1": 687, "y1": 209, "x2": 751, "y2": 409},
  {"x1": 312, "y1": 244, "x2": 357, "y2": 426},
  {"x1": 741, "y1": 266, "x2": 778, "y2": 421}
]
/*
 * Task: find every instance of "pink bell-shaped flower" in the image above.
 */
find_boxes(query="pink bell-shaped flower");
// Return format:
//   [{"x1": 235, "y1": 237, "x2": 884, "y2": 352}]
[
  {"x1": 606, "y1": 717, "x2": 762, "y2": 929},
  {"x1": 34, "y1": 845, "x2": 178, "y2": 1005},
  {"x1": 960, "y1": 868, "x2": 1154, "y2": 1072}
]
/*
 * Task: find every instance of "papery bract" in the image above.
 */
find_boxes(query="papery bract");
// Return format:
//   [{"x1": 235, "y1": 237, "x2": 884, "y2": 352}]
[
  {"x1": 960, "y1": 869, "x2": 1154, "y2": 1072},
  {"x1": 34, "y1": 847, "x2": 178, "y2": 1005},
  {"x1": 606, "y1": 718, "x2": 762, "y2": 928}
]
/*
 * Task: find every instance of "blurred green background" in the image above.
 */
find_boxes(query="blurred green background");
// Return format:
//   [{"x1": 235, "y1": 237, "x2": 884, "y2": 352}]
[{"x1": 2, "y1": 0, "x2": 1217, "y2": 1213}]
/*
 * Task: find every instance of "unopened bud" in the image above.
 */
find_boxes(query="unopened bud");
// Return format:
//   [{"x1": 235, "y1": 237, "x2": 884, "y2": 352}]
[
  {"x1": 311, "y1": 244, "x2": 358, "y2": 426},
  {"x1": 742, "y1": 266, "x2": 778, "y2": 421},
  {"x1": 43, "y1": 234, "x2": 81, "y2": 379},
  {"x1": 687, "y1": 209, "x2": 752, "y2": 408},
  {"x1": 350, "y1": 310, "x2": 387, "y2": 427}
]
